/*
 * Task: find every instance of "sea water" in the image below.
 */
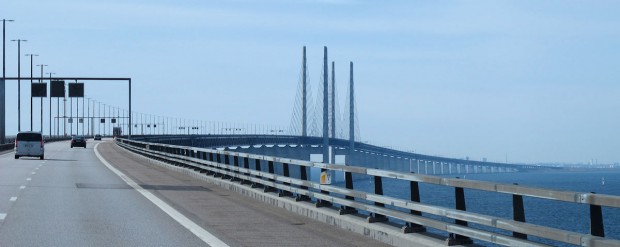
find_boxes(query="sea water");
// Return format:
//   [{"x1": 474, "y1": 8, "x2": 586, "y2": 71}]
[{"x1": 331, "y1": 170, "x2": 620, "y2": 246}]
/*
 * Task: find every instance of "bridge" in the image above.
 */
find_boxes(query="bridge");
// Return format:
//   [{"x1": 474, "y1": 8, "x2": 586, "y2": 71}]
[{"x1": 0, "y1": 46, "x2": 618, "y2": 246}]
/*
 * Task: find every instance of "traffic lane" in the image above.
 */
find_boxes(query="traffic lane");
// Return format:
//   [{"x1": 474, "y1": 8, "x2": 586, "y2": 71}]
[
  {"x1": 0, "y1": 141, "x2": 207, "y2": 247},
  {"x1": 0, "y1": 142, "x2": 55, "y2": 223},
  {"x1": 100, "y1": 141, "x2": 391, "y2": 247}
]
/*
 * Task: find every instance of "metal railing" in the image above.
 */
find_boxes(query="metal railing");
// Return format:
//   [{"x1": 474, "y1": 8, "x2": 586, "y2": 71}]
[{"x1": 116, "y1": 138, "x2": 620, "y2": 247}]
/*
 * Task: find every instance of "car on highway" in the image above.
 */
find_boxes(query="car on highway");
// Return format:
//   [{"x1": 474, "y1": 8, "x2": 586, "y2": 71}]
[
  {"x1": 71, "y1": 136, "x2": 87, "y2": 148},
  {"x1": 14, "y1": 131, "x2": 45, "y2": 160},
  {"x1": 94, "y1": 134, "x2": 102, "y2": 141}
]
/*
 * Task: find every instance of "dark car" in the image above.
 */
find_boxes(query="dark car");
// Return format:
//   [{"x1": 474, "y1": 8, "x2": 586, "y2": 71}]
[
  {"x1": 71, "y1": 136, "x2": 87, "y2": 148},
  {"x1": 94, "y1": 134, "x2": 102, "y2": 141}
]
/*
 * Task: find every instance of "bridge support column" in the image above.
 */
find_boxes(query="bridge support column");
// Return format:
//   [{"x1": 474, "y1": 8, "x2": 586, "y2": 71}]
[
  {"x1": 416, "y1": 160, "x2": 420, "y2": 174},
  {"x1": 424, "y1": 161, "x2": 428, "y2": 174},
  {"x1": 448, "y1": 163, "x2": 452, "y2": 175},
  {"x1": 432, "y1": 162, "x2": 436, "y2": 174},
  {"x1": 440, "y1": 162, "x2": 444, "y2": 174}
]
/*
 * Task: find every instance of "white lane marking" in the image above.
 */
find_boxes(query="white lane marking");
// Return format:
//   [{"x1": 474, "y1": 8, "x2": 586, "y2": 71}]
[
  {"x1": 94, "y1": 143, "x2": 229, "y2": 247},
  {"x1": 35, "y1": 167, "x2": 39, "y2": 170},
  {"x1": 19, "y1": 186, "x2": 25, "y2": 189},
  {"x1": 9, "y1": 197, "x2": 17, "y2": 202},
  {"x1": 0, "y1": 213, "x2": 6, "y2": 220},
  {"x1": 31, "y1": 172, "x2": 36, "y2": 175},
  {"x1": 0, "y1": 152, "x2": 13, "y2": 157},
  {"x1": 26, "y1": 178, "x2": 31, "y2": 181}
]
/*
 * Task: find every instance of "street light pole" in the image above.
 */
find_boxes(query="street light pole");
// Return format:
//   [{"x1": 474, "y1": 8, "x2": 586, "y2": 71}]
[
  {"x1": 36, "y1": 64, "x2": 47, "y2": 133},
  {"x1": 46, "y1": 72, "x2": 54, "y2": 138},
  {"x1": 1, "y1": 19, "x2": 14, "y2": 144},
  {"x1": 86, "y1": 97, "x2": 90, "y2": 136},
  {"x1": 11, "y1": 39, "x2": 26, "y2": 132},
  {"x1": 25, "y1": 53, "x2": 37, "y2": 130}
]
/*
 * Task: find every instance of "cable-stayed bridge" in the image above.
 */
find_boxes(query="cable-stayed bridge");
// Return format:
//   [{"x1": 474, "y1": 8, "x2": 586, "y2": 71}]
[{"x1": 3, "y1": 47, "x2": 618, "y2": 247}]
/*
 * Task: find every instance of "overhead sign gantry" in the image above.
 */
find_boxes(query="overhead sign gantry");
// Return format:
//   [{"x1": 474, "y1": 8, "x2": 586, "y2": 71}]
[{"x1": 0, "y1": 77, "x2": 132, "y2": 143}]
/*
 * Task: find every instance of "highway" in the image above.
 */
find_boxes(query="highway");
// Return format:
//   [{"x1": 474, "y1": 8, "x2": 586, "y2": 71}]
[{"x1": 0, "y1": 140, "x2": 388, "y2": 247}]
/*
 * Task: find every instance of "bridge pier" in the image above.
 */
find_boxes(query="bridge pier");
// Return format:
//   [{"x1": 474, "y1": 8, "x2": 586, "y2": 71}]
[{"x1": 416, "y1": 160, "x2": 420, "y2": 174}]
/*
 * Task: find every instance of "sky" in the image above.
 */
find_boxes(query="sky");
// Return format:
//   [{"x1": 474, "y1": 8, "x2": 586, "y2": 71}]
[{"x1": 1, "y1": 0, "x2": 619, "y2": 164}]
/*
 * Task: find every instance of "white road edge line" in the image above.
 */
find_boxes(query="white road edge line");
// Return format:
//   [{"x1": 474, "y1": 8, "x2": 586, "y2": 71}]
[
  {"x1": 9, "y1": 197, "x2": 17, "y2": 202},
  {"x1": 93, "y1": 143, "x2": 229, "y2": 247}
]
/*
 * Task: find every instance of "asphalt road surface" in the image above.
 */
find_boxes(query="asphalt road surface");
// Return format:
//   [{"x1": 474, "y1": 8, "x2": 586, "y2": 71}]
[{"x1": 0, "y1": 140, "x2": 389, "y2": 247}]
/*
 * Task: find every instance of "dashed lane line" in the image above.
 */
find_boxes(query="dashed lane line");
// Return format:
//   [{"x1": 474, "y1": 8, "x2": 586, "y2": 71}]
[
  {"x1": 19, "y1": 186, "x2": 25, "y2": 190},
  {"x1": 0, "y1": 213, "x2": 6, "y2": 220},
  {"x1": 26, "y1": 178, "x2": 31, "y2": 181},
  {"x1": 94, "y1": 143, "x2": 230, "y2": 247},
  {"x1": 9, "y1": 197, "x2": 17, "y2": 202}
]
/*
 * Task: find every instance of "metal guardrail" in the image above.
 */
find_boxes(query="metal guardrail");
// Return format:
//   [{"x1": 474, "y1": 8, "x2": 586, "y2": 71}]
[{"x1": 116, "y1": 138, "x2": 620, "y2": 247}]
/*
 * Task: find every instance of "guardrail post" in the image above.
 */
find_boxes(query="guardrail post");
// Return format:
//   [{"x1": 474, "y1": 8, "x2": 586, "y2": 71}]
[
  {"x1": 222, "y1": 154, "x2": 232, "y2": 180},
  {"x1": 241, "y1": 157, "x2": 252, "y2": 185},
  {"x1": 590, "y1": 192, "x2": 605, "y2": 237},
  {"x1": 316, "y1": 166, "x2": 333, "y2": 208},
  {"x1": 214, "y1": 153, "x2": 224, "y2": 178},
  {"x1": 230, "y1": 156, "x2": 241, "y2": 182},
  {"x1": 446, "y1": 180, "x2": 473, "y2": 246},
  {"x1": 296, "y1": 165, "x2": 311, "y2": 202},
  {"x1": 197, "y1": 151, "x2": 208, "y2": 174},
  {"x1": 403, "y1": 174, "x2": 425, "y2": 233},
  {"x1": 367, "y1": 176, "x2": 388, "y2": 223},
  {"x1": 251, "y1": 159, "x2": 263, "y2": 188},
  {"x1": 512, "y1": 183, "x2": 527, "y2": 239},
  {"x1": 264, "y1": 161, "x2": 278, "y2": 193},
  {"x1": 278, "y1": 163, "x2": 293, "y2": 197},
  {"x1": 339, "y1": 169, "x2": 357, "y2": 215},
  {"x1": 206, "y1": 153, "x2": 215, "y2": 175}
]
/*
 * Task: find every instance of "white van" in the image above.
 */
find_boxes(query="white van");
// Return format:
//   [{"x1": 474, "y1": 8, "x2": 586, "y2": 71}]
[{"x1": 14, "y1": 131, "x2": 45, "y2": 160}]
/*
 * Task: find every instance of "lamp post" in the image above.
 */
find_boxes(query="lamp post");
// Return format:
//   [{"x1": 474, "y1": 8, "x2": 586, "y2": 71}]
[
  {"x1": 46, "y1": 72, "x2": 54, "y2": 137},
  {"x1": 11, "y1": 39, "x2": 26, "y2": 132},
  {"x1": 36, "y1": 64, "x2": 47, "y2": 133},
  {"x1": 25, "y1": 53, "x2": 37, "y2": 130},
  {"x1": 86, "y1": 97, "x2": 90, "y2": 136},
  {"x1": 1, "y1": 19, "x2": 14, "y2": 144}
]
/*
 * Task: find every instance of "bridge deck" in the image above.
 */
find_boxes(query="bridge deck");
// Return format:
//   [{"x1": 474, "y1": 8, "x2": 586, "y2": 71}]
[{"x1": 98, "y1": 141, "x2": 397, "y2": 247}]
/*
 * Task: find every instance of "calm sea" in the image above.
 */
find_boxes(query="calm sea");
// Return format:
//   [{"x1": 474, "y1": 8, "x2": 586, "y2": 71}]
[{"x1": 332, "y1": 170, "x2": 620, "y2": 246}]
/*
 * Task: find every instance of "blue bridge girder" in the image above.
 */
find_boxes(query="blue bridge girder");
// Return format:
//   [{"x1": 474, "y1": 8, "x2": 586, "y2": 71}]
[{"x1": 127, "y1": 134, "x2": 557, "y2": 173}]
